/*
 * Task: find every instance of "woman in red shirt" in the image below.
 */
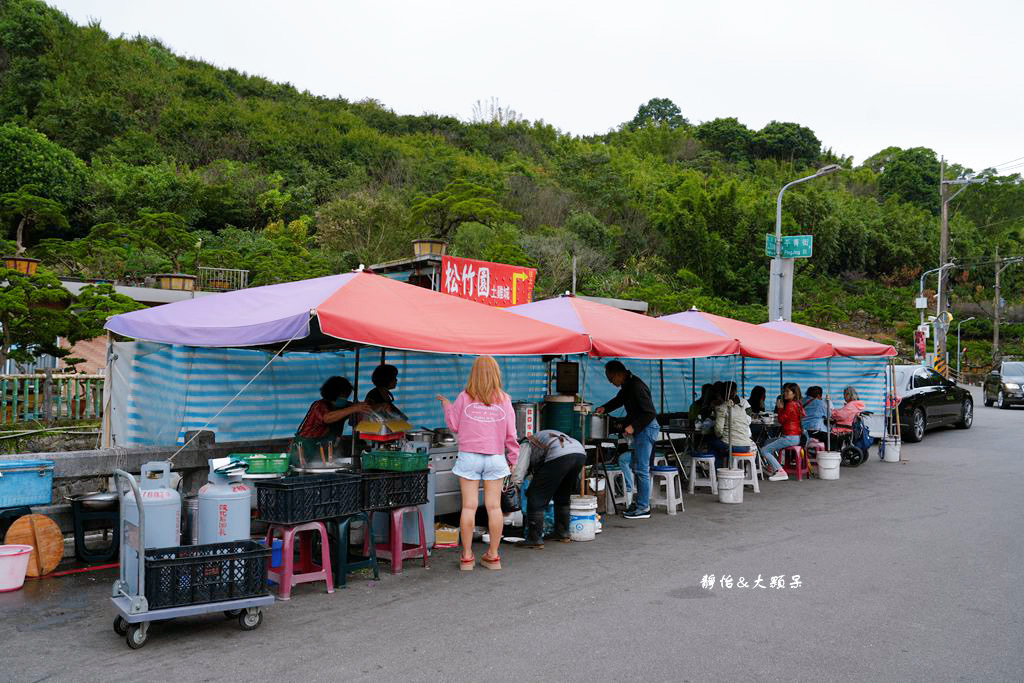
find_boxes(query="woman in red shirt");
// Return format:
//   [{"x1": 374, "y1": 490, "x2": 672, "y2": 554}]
[{"x1": 760, "y1": 382, "x2": 805, "y2": 481}]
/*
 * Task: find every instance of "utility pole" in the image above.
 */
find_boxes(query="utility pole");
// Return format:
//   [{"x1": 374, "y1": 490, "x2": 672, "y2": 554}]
[{"x1": 937, "y1": 157, "x2": 985, "y2": 371}]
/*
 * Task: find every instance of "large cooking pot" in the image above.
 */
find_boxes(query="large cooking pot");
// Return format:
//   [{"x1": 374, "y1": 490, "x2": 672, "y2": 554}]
[
  {"x1": 587, "y1": 413, "x2": 610, "y2": 440},
  {"x1": 431, "y1": 427, "x2": 456, "y2": 445},
  {"x1": 512, "y1": 401, "x2": 540, "y2": 438}
]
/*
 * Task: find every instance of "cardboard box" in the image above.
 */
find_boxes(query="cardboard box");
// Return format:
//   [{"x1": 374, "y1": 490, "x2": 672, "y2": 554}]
[{"x1": 434, "y1": 524, "x2": 459, "y2": 546}]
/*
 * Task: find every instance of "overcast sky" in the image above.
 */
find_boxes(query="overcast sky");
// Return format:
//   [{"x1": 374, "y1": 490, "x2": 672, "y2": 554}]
[{"x1": 50, "y1": 0, "x2": 1024, "y2": 174}]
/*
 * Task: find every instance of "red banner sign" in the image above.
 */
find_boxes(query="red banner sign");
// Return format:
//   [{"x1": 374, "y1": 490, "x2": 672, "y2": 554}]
[{"x1": 441, "y1": 255, "x2": 536, "y2": 307}]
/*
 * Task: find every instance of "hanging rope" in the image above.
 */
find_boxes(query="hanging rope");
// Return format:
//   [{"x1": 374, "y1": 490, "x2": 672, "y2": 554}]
[{"x1": 167, "y1": 328, "x2": 305, "y2": 464}]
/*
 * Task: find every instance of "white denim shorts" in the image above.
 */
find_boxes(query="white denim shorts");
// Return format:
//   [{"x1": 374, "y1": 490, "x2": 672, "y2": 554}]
[{"x1": 451, "y1": 451, "x2": 510, "y2": 481}]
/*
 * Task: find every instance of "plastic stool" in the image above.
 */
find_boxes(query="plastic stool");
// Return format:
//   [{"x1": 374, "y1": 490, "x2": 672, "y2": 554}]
[
  {"x1": 653, "y1": 454, "x2": 668, "y2": 468},
  {"x1": 265, "y1": 521, "x2": 335, "y2": 601},
  {"x1": 688, "y1": 454, "x2": 718, "y2": 494},
  {"x1": 603, "y1": 466, "x2": 633, "y2": 511},
  {"x1": 780, "y1": 446, "x2": 807, "y2": 481},
  {"x1": 729, "y1": 451, "x2": 761, "y2": 493},
  {"x1": 328, "y1": 511, "x2": 379, "y2": 588},
  {"x1": 650, "y1": 467, "x2": 684, "y2": 514},
  {"x1": 363, "y1": 505, "x2": 428, "y2": 575}
]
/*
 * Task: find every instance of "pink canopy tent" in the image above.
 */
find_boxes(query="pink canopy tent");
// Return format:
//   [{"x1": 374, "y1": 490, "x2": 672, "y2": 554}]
[
  {"x1": 659, "y1": 308, "x2": 832, "y2": 360},
  {"x1": 105, "y1": 272, "x2": 592, "y2": 356},
  {"x1": 760, "y1": 320, "x2": 897, "y2": 357},
  {"x1": 505, "y1": 296, "x2": 739, "y2": 359}
]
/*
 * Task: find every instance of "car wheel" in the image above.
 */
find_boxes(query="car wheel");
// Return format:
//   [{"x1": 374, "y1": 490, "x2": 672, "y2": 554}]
[
  {"x1": 905, "y1": 408, "x2": 925, "y2": 443},
  {"x1": 997, "y1": 390, "x2": 1009, "y2": 410},
  {"x1": 984, "y1": 388, "x2": 994, "y2": 407},
  {"x1": 956, "y1": 399, "x2": 973, "y2": 429}
]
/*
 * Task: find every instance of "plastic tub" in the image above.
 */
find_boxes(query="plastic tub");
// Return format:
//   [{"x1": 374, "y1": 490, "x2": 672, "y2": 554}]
[
  {"x1": 881, "y1": 438, "x2": 901, "y2": 463},
  {"x1": 0, "y1": 545, "x2": 33, "y2": 592},
  {"x1": 716, "y1": 468, "x2": 744, "y2": 504},
  {"x1": 817, "y1": 452, "x2": 841, "y2": 480},
  {"x1": 569, "y1": 495, "x2": 597, "y2": 541}
]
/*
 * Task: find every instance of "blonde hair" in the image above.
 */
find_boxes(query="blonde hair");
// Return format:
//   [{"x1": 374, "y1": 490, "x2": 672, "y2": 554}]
[{"x1": 465, "y1": 355, "x2": 505, "y2": 405}]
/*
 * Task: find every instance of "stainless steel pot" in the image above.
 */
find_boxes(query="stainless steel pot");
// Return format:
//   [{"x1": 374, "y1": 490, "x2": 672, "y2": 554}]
[
  {"x1": 290, "y1": 459, "x2": 354, "y2": 474},
  {"x1": 404, "y1": 430, "x2": 434, "y2": 447},
  {"x1": 431, "y1": 427, "x2": 456, "y2": 445},
  {"x1": 587, "y1": 413, "x2": 609, "y2": 440},
  {"x1": 512, "y1": 401, "x2": 541, "y2": 438}
]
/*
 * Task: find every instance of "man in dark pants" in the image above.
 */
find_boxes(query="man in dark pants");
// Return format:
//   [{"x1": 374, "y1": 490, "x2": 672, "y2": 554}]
[
  {"x1": 511, "y1": 429, "x2": 587, "y2": 548},
  {"x1": 596, "y1": 360, "x2": 659, "y2": 519}
]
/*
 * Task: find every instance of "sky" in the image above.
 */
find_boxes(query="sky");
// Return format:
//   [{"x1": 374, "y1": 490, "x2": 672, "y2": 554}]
[{"x1": 50, "y1": 0, "x2": 1024, "y2": 174}]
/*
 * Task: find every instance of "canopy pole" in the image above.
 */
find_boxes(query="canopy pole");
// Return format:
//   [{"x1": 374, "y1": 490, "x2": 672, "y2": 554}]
[
  {"x1": 353, "y1": 348, "x2": 361, "y2": 400},
  {"x1": 779, "y1": 361, "x2": 784, "y2": 398},
  {"x1": 659, "y1": 360, "x2": 665, "y2": 414},
  {"x1": 691, "y1": 358, "x2": 696, "y2": 403},
  {"x1": 380, "y1": 348, "x2": 386, "y2": 364},
  {"x1": 826, "y1": 358, "x2": 832, "y2": 451},
  {"x1": 741, "y1": 356, "x2": 746, "y2": 395}
]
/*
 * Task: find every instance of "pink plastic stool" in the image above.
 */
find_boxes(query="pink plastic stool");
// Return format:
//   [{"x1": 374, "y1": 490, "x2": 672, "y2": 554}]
[
  {"x1": 265, "y1": 521, "x2": 334, "y2": 600},
  {"x1": 363, "y1": 505, "x2": 429, "y2": 575},
  {"x1": 780, "y1": 446, "x2": 808, "y2": 481}
]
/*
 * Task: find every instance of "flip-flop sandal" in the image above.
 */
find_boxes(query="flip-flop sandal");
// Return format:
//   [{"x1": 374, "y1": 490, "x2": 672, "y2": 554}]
[
  {"x1": 460, "y1": 555, "x2": 475, "y2": 571},
  {"x1": 480, "y1": 553, "x2": 502, "y2": 570}
]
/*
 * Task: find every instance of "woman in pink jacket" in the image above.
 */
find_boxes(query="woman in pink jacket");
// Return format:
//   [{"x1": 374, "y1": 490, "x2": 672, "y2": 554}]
[
  {"x1": 437, "y1": 356, "x2": 519, "y2": 572},
  {"x1": 831, "y1": 386, "x2": 866, "y2": 434}
]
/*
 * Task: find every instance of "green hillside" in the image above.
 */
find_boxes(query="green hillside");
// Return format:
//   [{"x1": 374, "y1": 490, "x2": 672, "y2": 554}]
[{"x1": 1, "y1": 0, "x2": 1022, "y2": 363}]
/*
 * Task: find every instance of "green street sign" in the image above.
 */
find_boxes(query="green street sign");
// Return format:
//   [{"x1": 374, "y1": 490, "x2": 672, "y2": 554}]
[{"x1": 765, "y1": 234, "x2": 813, "y2": 258}]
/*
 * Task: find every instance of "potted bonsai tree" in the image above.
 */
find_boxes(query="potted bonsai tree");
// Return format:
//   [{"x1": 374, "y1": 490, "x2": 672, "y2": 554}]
[
  {"x1": 131, "y1": 211, "x2": 199, "y2": 291},
  {"x1": 0, "y1": 185, "x2": 69, "y2": 276}
]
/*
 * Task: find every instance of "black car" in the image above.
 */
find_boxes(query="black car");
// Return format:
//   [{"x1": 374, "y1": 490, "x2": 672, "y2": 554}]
[
  {"x1": 890, "y1": 365, "x2": 973, "y2": 443},
  {"x1": 983, "y1": 361, "x2": 1024, "y2": 409}
]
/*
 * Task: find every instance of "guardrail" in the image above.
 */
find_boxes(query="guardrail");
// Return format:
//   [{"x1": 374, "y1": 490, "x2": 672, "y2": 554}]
[{"x1": 0, "y1": 373, "x2": 104, "y2": 424}]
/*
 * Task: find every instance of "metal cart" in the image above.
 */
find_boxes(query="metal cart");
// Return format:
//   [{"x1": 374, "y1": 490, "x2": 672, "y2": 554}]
[{"x1": 110, "y1": 468, "x2": 273, "y2": 649}]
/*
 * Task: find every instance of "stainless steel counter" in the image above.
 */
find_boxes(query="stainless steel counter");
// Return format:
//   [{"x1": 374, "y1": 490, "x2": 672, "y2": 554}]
[{"x1": 428, "y1": 443, "x2": 460, "y2": 515}]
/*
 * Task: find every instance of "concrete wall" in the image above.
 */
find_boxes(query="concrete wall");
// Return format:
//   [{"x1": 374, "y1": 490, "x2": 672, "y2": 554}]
[{"x1": 5, "y1": 433, "x2": 290, "y2": 536}]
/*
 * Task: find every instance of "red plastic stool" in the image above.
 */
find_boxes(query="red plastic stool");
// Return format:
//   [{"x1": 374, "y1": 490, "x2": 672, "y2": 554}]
[
  {"x1": 363, "y1": 505, "x2": 429, "y2": 575},
  {"x1": 780, "y1": 446, "x2": 808, "y2": 481},
  {"x1": 265, "y1": 520, "x2": 335, "y2": 600}
]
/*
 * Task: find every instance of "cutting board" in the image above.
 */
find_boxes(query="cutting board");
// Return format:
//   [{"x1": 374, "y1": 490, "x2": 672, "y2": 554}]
[{"x1": 4, "y1": 514, "x2": 63, "y2": 577}]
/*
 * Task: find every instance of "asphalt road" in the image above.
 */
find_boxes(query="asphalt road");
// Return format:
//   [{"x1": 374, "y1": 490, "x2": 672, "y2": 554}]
[{"x1": 3, "y1": 386, "x2": 1022, "y2": 682}]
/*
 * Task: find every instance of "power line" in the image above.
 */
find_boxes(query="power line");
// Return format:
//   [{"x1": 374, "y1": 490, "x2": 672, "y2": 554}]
[{"x1": 990, "y1": 155, "x2": 1024, "y2": 170}]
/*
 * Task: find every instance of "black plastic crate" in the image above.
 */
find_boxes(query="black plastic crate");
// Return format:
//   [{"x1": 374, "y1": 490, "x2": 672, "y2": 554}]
[
  {"x1": 256, "y1": 473, "x2": 361, "y2": 524},
  {"x1": 144, "y1": 540, "x2": 269, "y2": 609},
  {"x1": 361, "y1": 470, "x2": 428, "y2": 510}
]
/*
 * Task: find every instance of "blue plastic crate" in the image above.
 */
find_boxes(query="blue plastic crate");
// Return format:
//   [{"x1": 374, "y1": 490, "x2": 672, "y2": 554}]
[{"x1": 0, "y1": 459, "x2": 55, "y2": 507}]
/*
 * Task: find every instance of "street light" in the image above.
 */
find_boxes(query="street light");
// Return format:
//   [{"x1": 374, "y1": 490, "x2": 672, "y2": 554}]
[
  {"x1": 956, "y1": 316, "x2": 975, "y2": 378},
  {"x1": 768, "y1": 164, "x2": 842, "y2": 321}
]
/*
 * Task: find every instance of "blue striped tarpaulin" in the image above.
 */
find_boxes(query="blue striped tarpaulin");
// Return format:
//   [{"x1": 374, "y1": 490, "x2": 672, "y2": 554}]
[{"x1": 108, "y1": 342, "x2": 552, "y2": 447}]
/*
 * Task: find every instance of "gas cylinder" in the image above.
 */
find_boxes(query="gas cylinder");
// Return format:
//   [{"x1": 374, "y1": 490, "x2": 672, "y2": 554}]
[
  {"x1": 198, "y1": 459, "x2": 251, "y2": 544},
  {"x1": 123, "y1": 461, "x2": 181, "y2": 594}
]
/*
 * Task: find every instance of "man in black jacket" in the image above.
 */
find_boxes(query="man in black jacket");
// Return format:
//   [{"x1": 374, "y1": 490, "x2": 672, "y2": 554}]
[{"x1": 596, "y1": 360, "x2": 659, "y2": 518}]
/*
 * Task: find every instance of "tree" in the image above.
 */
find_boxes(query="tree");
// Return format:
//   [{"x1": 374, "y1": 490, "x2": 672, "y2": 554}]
[
  {"x1": 754, "y1": 121, "x2": 821, "y2": 165},
  {"x1": 409, "y1": 180, "x2": 519, "y2": 239},
  {"x1": 0, "y1": 185, "x2": 69, "y2": 254},
  {"x1": 130, "y1": 211, "x2": 196, "y2": 272},
  {"x1": 315, "y1": 189, "x2": 413, "y2": 266},
  {"x1": 877, "y1": 147, "x2": 940, "y2": 213},
  {"x1": 694, "y1": 117, "x2": 755, "y2": 162},
  {"x1": 0, "y1": 123, "x2": 86, "y2": 206},
  {"x1": 627, "y1": 98, "x2": 688, "y2": 130},
  {"x1": 67, "y1": 283, "x2": 145, "y2": 339},
  {"x1": 0, "y1": 266, "x2": 73, "y2": 368}
]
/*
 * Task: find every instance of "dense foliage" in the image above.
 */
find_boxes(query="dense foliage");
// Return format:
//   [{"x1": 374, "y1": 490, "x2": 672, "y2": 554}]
[{"x1": 1, "y1": 0, "x2": 1022, "y2": 365}]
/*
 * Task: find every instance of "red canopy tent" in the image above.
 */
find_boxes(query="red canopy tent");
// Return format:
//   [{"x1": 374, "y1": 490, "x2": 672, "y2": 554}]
[
  {"x1": 759, "y1": 320, "x2": 897, "y2": 357},
  {"x1": 660, "y1": 308, "x2": 833, "y2": 360},
  {"x1": 505, "y1": 296, "x2": 739, "y2": 359}
]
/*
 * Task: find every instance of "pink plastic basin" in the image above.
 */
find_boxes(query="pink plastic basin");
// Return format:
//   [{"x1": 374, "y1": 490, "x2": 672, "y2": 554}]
[{"x1": 0, "y1": 544, "x2": 33, "y2": 591}]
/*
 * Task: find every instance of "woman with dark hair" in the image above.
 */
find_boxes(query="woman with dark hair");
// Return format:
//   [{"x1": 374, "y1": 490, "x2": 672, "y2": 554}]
[
  {"x1": 291, "y1": 376, "x2": 367, "y2": 465},
  {"x1": 708, "y1": 382, "x2": 753, "y2": 469},
  {"x1": 365, "y1": 363, "x2": 407, "y2": 420},
  {"x1": 748, "y1": 386, "x2": 767, "y2": 414},
  {"x1": 760, "y1": 382, "x2": 805, "y2": 481}
]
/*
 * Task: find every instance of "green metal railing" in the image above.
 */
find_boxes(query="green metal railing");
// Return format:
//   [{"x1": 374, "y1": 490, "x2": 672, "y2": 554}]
[{"x1": 0, "y1": 373, "x2": 105, "y2": 424}]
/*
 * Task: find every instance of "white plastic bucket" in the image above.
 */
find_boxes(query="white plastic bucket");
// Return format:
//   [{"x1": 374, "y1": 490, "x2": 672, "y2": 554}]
[
  {"x1": 0, "y1": 544, "x2": 33, "y2": 592},
  {"x1": 716, "y1": 468, "x2": 744, "y2": 504},
  {"x1": 817, "y1": 451, "x2": 841, "y2": 480},
  {"x1": 882, "y1": 437, "x2": 901, "y2": 463},
  {"x1": 569, "y1": 495, "x2": 598, "y2": 541}
]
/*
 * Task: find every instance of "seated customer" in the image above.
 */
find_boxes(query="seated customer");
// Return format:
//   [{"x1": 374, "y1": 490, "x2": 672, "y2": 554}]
[
  {"x1": 760, "y1": 382, "x2": 805, "y2": 481},
  {"x1": 831, "y1": 386, "x2": 865, "y2": 434},
  {"x1": 748, "y1": 385, "x2": 767, "y2": 414},
  {"x1": 707, "y1": 382, "x2": 754, "y2": 469},
  {"x1": 801, "y1": 386, "x2": 829, "y2": 443}
]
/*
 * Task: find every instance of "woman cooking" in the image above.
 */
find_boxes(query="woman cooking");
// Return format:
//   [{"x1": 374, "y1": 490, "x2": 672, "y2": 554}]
[
  {"x1": 364, "y1": 364, "x2": 408, "y2": 420},
  {"x1": 291, "y1": 376, "x2": 367, "y2": 465}
]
